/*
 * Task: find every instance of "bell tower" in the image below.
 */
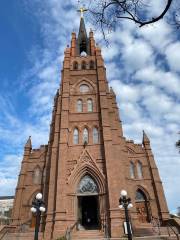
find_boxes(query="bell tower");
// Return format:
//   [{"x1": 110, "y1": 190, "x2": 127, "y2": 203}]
[{"x1": 44, "y1": 14, "x2": 127, "y2": 239}]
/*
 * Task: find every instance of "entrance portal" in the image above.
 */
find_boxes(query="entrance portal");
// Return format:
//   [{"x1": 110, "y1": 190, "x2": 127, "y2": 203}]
[
  {"x1": 77, "y1": 175, "x2": 100, "y2": 230},
  {"x1": 78, "y1": 195, "x2": 99, "y2": 229}
]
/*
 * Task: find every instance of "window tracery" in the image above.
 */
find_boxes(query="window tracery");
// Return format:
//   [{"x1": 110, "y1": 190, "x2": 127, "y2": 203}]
[
  {"x1": 77, "y1": 175, "x2": 98, "y2": 194},
  {"x1": 135, "y1": 189, "x2": 146, "y2": 201}
]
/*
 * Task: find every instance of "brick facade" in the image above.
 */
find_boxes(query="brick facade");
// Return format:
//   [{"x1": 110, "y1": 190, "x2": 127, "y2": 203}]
[{"x1": 12, "y1": 18, "x2": 169, "y2": 239}]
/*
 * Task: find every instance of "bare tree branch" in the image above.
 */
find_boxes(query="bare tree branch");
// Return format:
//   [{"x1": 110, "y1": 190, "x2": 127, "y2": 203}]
[{"x1": 87, "y1": 0, "x2": 174, "y2": 36}]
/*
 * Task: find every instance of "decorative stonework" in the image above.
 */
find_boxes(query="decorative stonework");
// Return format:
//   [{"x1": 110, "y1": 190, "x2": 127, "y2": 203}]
[{"x1": 77, "y1": 175, "x2": 98, "y2": 194}]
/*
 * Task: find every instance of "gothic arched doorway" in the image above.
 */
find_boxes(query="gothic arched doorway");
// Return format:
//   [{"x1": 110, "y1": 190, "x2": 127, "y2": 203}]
[
  {"x1": 77, "y1": 175, "x2": 100, "y2": 230},
  {"x1": 135, "y1": 189, "x2": 150, "y2": 223}
]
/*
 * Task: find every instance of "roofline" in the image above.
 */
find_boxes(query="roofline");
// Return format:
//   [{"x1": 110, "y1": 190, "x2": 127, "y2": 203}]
[{"x1": 0, "y1": 196, "x2": 14, "y2": 200}]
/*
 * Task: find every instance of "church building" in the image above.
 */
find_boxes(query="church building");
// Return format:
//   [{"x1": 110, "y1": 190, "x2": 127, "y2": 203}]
[{"x1": 11, "y1": 14, "x2": 169, "y2": 239}]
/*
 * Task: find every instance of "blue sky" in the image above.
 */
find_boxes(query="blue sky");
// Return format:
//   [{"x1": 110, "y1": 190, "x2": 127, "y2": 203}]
[{"x1": 0, "y1": 1, "x2": 179, "y2": 213}]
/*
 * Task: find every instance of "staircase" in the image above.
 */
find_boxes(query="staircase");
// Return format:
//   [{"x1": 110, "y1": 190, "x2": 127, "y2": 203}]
[
  {"x1": 72, "y1": 229, "x2": 104, "y2": 239},
  {"x1": 131, "y1": 222, "x2": 180, "y2": 240},
  {"x1": 1, "y1": 231, "x2": 43, "y2": 240}
]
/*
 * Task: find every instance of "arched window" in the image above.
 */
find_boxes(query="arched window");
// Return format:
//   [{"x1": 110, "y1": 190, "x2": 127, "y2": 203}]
[
  {"x1": 73, "y1": 128, "x2": 79, "y2": 144},
  {"x1": 32, "y1": 166, "x2": 42, "y2": 184},
  {"x1": 81, "y1": 61, "x2": 86, "y2": 70},
  {"x1": 136, "y1": 189, "x2": 146, "y2": 201},
  {"x1": 77, "y1": 99, "x2": 83, "y2": 112},
  {"x1": 73, "y1": 61, "x2": 78, "y2": 70},
  {"x1": 83, "y1": 128, "x2": 88, "y2": 144},
  {"x1": 93, "y1": 128, "x2": 99, "y2": 144},
  {"x1": 137, "y1": 161, "x2": 143, "y2": 179},
  {"x1": 77, "y1": 175, "x2": 98, "y2": 194},
  {"x1": 90, "y1": 60, "x2": 95, "y2": 69},
  {"x1": 87, "y1": 99, "x2": 93, "y2": 112},
  {"x1": 130, "y1": 162, "x2": 135, "y2": 179},
  {"x1": 80, "y1": 84, "x2": 89, "y2": 93}
]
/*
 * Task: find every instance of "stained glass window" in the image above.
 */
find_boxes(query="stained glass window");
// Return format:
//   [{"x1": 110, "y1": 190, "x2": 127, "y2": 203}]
[
  {"x1": 78, "y1": 175, "x2": 98, "y2": 193},
  {"x1": 136, "y1": 190, "x2": 146, "y2": 201}
]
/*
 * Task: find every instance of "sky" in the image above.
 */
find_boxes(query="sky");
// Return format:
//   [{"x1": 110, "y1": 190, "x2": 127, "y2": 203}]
[{"x1": 0, "y1": 0, "x2": 179, "y2": 213}]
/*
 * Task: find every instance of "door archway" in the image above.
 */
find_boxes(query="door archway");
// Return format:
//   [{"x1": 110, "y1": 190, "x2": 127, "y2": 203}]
[
  {"x1": 135, "y1": 189, "x2": 150, "y2": 223},
  {"x1": 77, "y1": 175, "x2": 100, "y2": 230}
]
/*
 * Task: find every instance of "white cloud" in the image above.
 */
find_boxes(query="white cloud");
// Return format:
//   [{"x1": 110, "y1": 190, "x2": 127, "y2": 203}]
[
  {"x1": 121, "y1": 39, "x2": 154, "y2": 72},
  {"x1": 110, "y1": 80, "x2": 140, "y2": 102},
  {"x1": 138, "y1": 21, "x2": 173, "y2": 50},
  {"x1": 165, "y1": 42, "x2": 180, "y2": 72},
  {"x1": 135, "y1": 66, "x2": 180, "y2": 96}
]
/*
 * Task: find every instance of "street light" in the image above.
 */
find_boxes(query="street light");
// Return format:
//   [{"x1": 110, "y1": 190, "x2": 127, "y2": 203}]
[
  {"x1": 119, "y1": 190, "x2": 133, "y2": 240},
  {"x1": 31, "y1": 193, "x2": 46, "y2": 240}
]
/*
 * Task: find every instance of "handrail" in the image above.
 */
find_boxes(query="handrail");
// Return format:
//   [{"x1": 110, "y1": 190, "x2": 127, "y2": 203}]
[
  {"x1": 166, "y1": 222, "x2": 179, "y2": 240},
  {"x1": 102, "y1": 215, "x2": 109, "y2": 240},
  {"x1": 65, "y1": 221, "x2": 78, "y2": 240},
  {"x1": 151, "y1": 216, "x2": 161, "y2": 235},
  {"x1": 0, "y1": 226, "x2": 16, "y2": 240}
]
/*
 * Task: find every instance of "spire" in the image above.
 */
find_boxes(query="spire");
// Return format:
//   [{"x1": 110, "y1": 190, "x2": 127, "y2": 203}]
[
  {"x1": 25, "y1": 136, "x2": 32, "y2": 149},
  {"x1": 78, "y1": 17, "x2": 87, "y2": 39},
  {"x1": 77, "y1": 7, "x2": 89, "y2": 55},
  {"x1": 142, "y1": 130, "x2": 150, "y2": 145}
]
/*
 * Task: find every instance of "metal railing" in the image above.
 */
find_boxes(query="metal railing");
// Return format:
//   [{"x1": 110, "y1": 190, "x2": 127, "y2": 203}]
[
  {"x1": 65, "y1": 221, "x2": 78, "y2": 240},
  {"x1": 151, "y1": 216, "x2": 161, "y2": 235},
  {"x1": 164, "y1": 219, "x2": 180, "y2": 240}
]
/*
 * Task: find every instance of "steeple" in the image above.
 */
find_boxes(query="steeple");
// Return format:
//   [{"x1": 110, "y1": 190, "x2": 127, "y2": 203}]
[{"x1": 77, "y1": 8, "x2": 89, "y2": 55}]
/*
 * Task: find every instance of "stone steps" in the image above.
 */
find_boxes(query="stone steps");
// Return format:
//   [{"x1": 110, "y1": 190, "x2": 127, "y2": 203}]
[
  {"x1": 1, "y1": 232, "x2": 43, "y2": 240},
  {"x1": 72, "y1": 229, "x2": 104, "y2": 239}
]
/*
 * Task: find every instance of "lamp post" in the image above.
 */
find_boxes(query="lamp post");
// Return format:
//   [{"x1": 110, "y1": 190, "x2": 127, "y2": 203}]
[
  {"x1": 119, "y1": 190, "x2": 133, "y2": 240},
  {"x1": 31, "y1": 193, "x2": 46, "y2": 240}
]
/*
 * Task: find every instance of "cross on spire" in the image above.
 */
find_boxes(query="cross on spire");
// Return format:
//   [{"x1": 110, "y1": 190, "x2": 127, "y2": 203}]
[{"x1": 77, "y1": 6, "x2": 88, "y2": 18}]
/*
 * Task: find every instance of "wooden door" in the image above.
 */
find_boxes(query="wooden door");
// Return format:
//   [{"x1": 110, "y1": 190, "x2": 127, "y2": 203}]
[{"x1": 136, "y1": 201, "x2": 149, "y2": 223}]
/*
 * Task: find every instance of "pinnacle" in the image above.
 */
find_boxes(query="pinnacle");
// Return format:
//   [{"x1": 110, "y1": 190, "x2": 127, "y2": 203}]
[
  {"x1": 25, "y1": 136, "x2": 32, "y2": 149},
  {"x1": 142, "y1": 130, "x2": 150, "y2": 145}
]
